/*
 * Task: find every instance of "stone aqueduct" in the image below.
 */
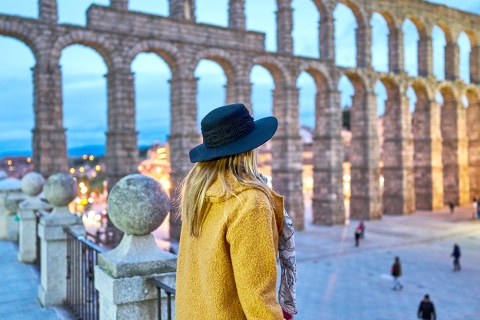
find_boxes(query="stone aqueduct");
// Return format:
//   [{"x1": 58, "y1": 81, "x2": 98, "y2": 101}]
[{"x1": 2, "y1": 0, "x2": 480, "y2": 239}]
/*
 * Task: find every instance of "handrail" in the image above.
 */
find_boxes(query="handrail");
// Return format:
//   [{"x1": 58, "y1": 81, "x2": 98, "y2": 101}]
[{"x1": 148, "y1": 277, "x2": 176, "y2": 320}]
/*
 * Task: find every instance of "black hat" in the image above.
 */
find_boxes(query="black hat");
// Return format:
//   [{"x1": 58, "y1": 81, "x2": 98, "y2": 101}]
[{"x1": 189, "y1": 103, "x2": 278, "y2": 163}]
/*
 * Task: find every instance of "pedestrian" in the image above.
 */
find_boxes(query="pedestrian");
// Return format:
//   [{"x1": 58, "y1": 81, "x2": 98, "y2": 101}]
[
  {"x1": 354, "y1": 226, "x2": 361, "y2": 247},
  {"x1": 417, "y1": 294, "x2": 436, "y2": 320},
  {"x1": 449, "y1": 202, "x2": 454, "y2": 214},
  {"x1": 472, "y1": 197, "x2": 477, "y2": 219},
  {"x1": 391, "y1": 256, "x2": 403, "y2": 290},
  {"x1": 358, "y1": 220, "x2": 365, "y2": 239},
  {"x1": 451, "y1": 243, "x2": 461, "y2": 271},
  {"x1": 175, "y1": 103, "x2": 297, "y2": 319}
]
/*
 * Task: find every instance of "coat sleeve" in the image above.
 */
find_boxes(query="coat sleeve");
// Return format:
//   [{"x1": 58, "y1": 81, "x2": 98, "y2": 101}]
[{"x1": 226, "y1": 189, "x2": 284, "y2": 320}]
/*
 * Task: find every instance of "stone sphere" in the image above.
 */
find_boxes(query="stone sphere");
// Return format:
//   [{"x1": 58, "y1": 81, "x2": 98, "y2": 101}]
[
  {"x1": 107, "y1": 174, "x2": 170, "y2": 236},
  {"x1": 21, "y1": 172, "x2": 45, "y2": 196},
  {"x1": 44, "y1": 173, "x2": 78, "y2": 207}
]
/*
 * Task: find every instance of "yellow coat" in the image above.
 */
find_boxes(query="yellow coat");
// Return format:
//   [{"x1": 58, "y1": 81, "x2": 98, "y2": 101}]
[{"x1": 176, "y1": 172, "x2": 285, "y2": 319}]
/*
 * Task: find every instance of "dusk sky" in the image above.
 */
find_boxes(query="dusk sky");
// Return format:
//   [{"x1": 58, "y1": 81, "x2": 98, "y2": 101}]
[{"x1": 0, "y1": 0, "x2": 479, "y2": 156}]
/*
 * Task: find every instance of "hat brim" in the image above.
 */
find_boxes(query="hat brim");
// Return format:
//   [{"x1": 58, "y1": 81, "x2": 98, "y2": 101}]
[{"x1": 189, "y1": 116, "x2": 278, "y2": 163}]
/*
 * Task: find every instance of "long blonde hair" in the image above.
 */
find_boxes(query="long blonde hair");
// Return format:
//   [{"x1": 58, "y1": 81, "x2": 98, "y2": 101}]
[{"x1": 178, "y1": 149, "x2": 271, "y2": 237}]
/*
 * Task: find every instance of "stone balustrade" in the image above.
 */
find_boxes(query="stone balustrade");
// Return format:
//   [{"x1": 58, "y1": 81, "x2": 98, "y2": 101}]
[
  {"x1": 0, "y1": 174, "x2": 24, "y2": 241},
  {"x1": 95, "y1": 174, "x2": 177, "y2": 319}
]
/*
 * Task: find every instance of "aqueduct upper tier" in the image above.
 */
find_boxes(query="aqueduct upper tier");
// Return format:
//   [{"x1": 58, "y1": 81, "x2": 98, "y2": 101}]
[{"x1": 1, "y1": 0, "x2": 480, "y2": 240}]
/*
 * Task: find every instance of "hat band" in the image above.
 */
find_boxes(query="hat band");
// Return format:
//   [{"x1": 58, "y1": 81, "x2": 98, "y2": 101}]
[{"x1": 203, "y1": 114, "x2": 254, "y2": 148}]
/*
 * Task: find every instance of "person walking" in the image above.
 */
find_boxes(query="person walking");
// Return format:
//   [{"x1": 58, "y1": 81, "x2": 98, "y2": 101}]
[
  {"x1": 358, "y1": 220, "x2": 365, "y2": 239},
  {"x1": 417, "y1": 294, "x2": 436, "y2": 320},
  {"x1": 449, "y1": 202, "x2": 455, "y2": 214},
  {"x1": 354, "y1": 226, "x2": 361, "y2": 247},
  {"x1": 391, "y1": 256, "x2": 403, "y2": 290},
  {"x1": 451, "y1": 243, "x2": 461, "y2": 271},
  {"x1": 175, "y1": 103, "x2": 297, "y2": 319}
]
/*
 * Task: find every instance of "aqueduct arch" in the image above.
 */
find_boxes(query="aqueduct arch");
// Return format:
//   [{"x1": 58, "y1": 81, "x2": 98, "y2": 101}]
[{"x1": 2, "y1": 0, "x2": 480, "y2": 240}]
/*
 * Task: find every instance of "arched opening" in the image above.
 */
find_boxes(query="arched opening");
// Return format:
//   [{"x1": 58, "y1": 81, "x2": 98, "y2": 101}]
[
  {"x1": 402, "y1": 19, "x2": 419, "y2": 77},
  {"x1": 411, "y1": 82, "x2": 443, "y2": 210},
  {"x1": 292, "y1": 0, "x2": 319, "y2": 58},
  {"x1": 195, "y1": 60, "x2": 227, "y2": 127},
  {"x1": 466, "y1": 88, "x2": 480, "y2": 199},
  {"x1": 296, "y1": 71, "x2": 315, "y2": 210},
  {"x1": 132, "y1": 53, "x2": 171, "y2": 148},
  {"x1": 245, "y1": 0, "x2": 276, "y2": 52},
  {"x1": 129, "y1": 0, "x2": 168, "y2": 15},
  {"x1": 333, "y1": 3, "x2": 357, "y2": 68},
  {"x1": 432, "y1": 25, "x2": 446, "y2": 81},
  {"x1": 60, "y1": 45, "x2": 107, "y2": 156},
  {"x1": 458, "y1": 32, "x2": 471, "y2": 83},
  {"x1": 0, "y1": 36, "x2": 35, "y2": 159},
  {"x1": 196, "y1": 0, "x2": 228, "y2": 27},
  {"x1": 338, "y1": 75, "x2": 354, "y2": 130},
  {"x1": 57, "y1": 0, "x2": 109, "y2": 25},
  {"x1": 0, "y1": 1, "x2": 37, "y2": 18},
  {"x1": 438, "y1": 86, "x2": 470, "y2": 206},
  {"x1": 371, "y1": 12, "x2": 389, "y2": 72}
]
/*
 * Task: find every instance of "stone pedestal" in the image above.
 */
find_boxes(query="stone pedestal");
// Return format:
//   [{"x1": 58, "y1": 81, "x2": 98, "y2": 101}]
[
  {"x1": 95, "y1": 174, "x2": 177, "y2": 319},
  {"x1": 0, "y1": 178, "x2": 22, "y2": 240},
  {"x1": 4, "y1": 193, "x2": 26, "y2": 241},
  {"x1": 37, "y1": 173, "x2": 83, "y2": 306}
]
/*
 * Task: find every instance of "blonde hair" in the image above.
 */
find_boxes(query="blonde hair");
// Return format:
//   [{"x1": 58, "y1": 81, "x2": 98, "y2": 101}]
[{"x1": 178, "y1": 149, "x2": 271, "y2": 237}]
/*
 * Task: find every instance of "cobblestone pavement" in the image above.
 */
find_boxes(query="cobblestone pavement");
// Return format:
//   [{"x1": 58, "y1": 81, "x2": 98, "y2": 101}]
[{"x1": 296, "y1": 204, "x2": 480, "y2": 320}]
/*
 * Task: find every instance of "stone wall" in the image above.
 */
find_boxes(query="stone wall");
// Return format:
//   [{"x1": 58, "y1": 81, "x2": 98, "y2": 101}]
[{"x1": 1, "y1": 0, "x2": 480, "y2": 239}]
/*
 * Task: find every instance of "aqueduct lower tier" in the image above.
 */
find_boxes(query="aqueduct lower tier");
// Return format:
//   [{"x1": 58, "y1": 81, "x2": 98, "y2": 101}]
[{"x1": 2, "y1": 0, "x2": 480, "y2": 240}]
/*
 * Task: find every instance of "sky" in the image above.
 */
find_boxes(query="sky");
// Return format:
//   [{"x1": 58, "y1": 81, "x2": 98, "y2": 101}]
[{"x1": 0, "y1": 0, "x2": 480, "y2": 156}]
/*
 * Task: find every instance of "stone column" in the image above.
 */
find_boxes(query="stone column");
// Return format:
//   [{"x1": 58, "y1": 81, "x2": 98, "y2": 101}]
[
  {"x1": 418, "y1": 35, "x2": 433, "y2": 77},
  {"x1": 0, "y1": 178, "x2": 21, "y2": 240},
  {"x1": 38, "y1": 173, "x2": 84, "y2": 306},
  {"x1": 226, "y1": 70, "x2": 252, "y2": 109},
  {"x1": 39, "y1": 0, "x2": 58, "y2": 23},
  {"x1": 350, "y1": 90, "x2": 382, "y2": 220},
  {"x1": 228, "y1": 0, "x2": 245, "y2": 30},
  {"x1": 276, "y1": 0, "x2": 293, "y2": 54},
  {"x1": 470, "y1": 46, "x2": 480, "y2": 84},
  {"x1": 356, "y1": 22, "x2": 372, "y2": 68},
  {"x1": 312, "y1": 89, "x2": 345, "y2": 225},
  {"x1": 271, "y1": 84, "x2": 304, "y2": 230},
  {"x1": 18, "y1": 172, "x2": 51, "y2": 263},
  {"x1": 95, "y1": 174, "x2": 177, "y2": 319},
  {"x1": 389, "y1": 28, "x2": 404, "y2": 73},
  {"x1": 169, "y1": 0, "x2": 195, "y2": 21},
  {"x1": 467, "y1": 101, "x2": 480, "y2": 198},
  {"x1": 168, "y1": 75, "x2": 199, "y2": 241},
  {"x1": 319, "y1": 14, "x2": 335, "y2": 61},
  {"x1": 33, "y1": 64, "x2": 68, "y2": 176},
  {"x1": 105, "y1": 68, "x2": 138, "y2": 191},
  {"x1": 382, "y1": 92, "x2": 415, "y2": 215},
  {"x1": 110, "y1": 0, "x2": 128, "y2": 10},
  {"x1": 445, "y1": 42, "x2": 460, "y2": 81},
  {"x1": 413, "y1": 99, "x2": 444, "y2": 210},
  {"x1": 441, "y1": 99, "x2": 470, "y2": 205}
]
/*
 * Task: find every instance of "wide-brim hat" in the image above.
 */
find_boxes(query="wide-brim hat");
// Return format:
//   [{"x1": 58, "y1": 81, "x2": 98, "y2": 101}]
[{"x1": 189, "y1": 103, "x2": 278, "y2": 163}]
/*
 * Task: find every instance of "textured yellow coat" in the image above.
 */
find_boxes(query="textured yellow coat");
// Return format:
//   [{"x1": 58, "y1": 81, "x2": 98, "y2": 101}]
[{"x1": 176, "y1": 172, "x2": 285, "y2": 319}]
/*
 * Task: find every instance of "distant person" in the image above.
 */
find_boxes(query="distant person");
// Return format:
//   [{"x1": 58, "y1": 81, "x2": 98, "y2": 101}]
[
  {"x1": 451, "y1": 243, "x2": 461, "y2": 271},
  {"x1": 358, "y1": 220, "x2": 365, "y2": 239},
  {"x1": 472, "y1": 197, "x2": 477, "y2": 219},
  {"x1": 449, "y1": 202, "x2": 455, "y2": 214},
  {"x1": 417, "y1": 294, "x2": 436, "y2": 320},
  {"x1": 354, "y1": 226, "x2": 361, "y2": 247},
  {"x1": 391, "y1": 256, "x2": 403, "y2": 290}
]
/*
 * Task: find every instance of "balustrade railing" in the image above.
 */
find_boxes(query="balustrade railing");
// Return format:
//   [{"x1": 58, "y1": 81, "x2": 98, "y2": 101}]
[
  {"x1": 65, "y1": 227, "x2": 105, "y2": 320},
  {"x1": 148, "y1": 277, "x2": 176, "y2": 320}
]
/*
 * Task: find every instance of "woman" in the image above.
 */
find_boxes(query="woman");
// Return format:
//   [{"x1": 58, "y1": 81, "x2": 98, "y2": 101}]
[
  {"x1": 391, "y1": 256, "x2": 403, "y2": 290},
  {"x1": 176, "y1": 103, "x2": 296, "y2": 319}
]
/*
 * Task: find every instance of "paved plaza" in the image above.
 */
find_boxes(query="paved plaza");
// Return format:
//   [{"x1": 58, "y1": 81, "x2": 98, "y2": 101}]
[{"x1": 1, "y1": 205, "x2": 479, "y2": 319}]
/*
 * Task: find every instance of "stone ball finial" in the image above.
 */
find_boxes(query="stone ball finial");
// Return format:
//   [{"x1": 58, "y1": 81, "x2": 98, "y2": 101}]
[
  {"x1": 21, "y1": 172, "x2": 45, "y2": 196},
  {"x1": 107, "y1": 174, "x2": 170, "y2": 236},
  {"x1": 44, "y1": 173, "x2": 78, "y2": 207}
]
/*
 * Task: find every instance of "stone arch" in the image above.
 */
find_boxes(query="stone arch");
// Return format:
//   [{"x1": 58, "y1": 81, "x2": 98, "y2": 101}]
[
  {"x1": 0, "y1": 20, "x2": 40, "y2": 61},
  {"x1": 434, "y1": 22, "x2": 454, "y2": 43},
  {"x1": 465, "y1": 85, "x2": 480, "y2": 104},
  {"x1": 465, "y1": 85, "x2": 480, "y2": 199},
  {"x1": 125, "y1": 40, "x2": 179, "y2": 74},
  {"x1": 250, "y1": 56, "x2": 290, "y2": 87},
  {"x1": 338, "y1": 1, "x2": 370, "y2": 67},
  {"x1": 342, "y1": 70, "x2": 382, "y2": 220},
  {"x1": 296, "y1": 61, "x2": 335, "y2": 91},
  {"x1": 49, "y1": 31, "x2": 115, "y2": 69},
  {"x1": 405, "y1": 16, "x2": 428, "y2": 38},
  {"x1": 338, "y1": 1, "x2": 366, "y2": 26},
  {"x1": 192, "y1": 48, "x2": 236, "y2": 81}
]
